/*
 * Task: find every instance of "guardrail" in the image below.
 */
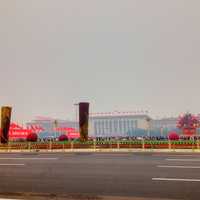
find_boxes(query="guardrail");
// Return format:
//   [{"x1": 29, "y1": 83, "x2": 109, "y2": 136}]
[{"x1": 0, "y1": 140, "x2": 198, "y2": 152}]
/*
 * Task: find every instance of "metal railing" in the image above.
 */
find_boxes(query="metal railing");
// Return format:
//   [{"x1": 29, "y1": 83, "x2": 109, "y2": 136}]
[{"x1": 0, "y1": 140, "x2": 199, "y2": 152}]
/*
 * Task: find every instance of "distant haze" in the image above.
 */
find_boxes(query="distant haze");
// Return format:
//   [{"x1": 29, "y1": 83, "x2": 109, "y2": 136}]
[{"x1": 0, "y1": 0, "x2": 200, "y2": 122}]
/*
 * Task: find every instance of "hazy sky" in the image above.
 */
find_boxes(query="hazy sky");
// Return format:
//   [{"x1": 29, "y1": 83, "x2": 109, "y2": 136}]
[{"x1": 0, "y1": 0, "x2": 200, "y2": 122}]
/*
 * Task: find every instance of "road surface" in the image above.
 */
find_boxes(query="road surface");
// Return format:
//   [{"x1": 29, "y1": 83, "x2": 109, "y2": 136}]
[{"x1": 0, "y1": 152, "x2": 200, "y2": 199}]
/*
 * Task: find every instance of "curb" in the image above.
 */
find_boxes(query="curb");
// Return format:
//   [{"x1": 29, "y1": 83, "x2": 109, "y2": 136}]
[{"x1": 0, "y1": 149, "x2": 200, "y2": 153}]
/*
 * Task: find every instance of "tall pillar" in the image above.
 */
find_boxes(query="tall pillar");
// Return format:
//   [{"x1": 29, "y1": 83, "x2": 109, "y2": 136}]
[
  {"x1": 79, "y1": 102, "x2": 89, "y2": 141},
  {"x1": 1, "y1": 106, "x2": 12, "y2": 144}
]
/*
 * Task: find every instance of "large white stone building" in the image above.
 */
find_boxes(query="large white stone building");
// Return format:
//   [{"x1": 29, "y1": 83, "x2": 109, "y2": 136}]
[{"x1": 89, "y1": 112, "x2": 151, "y2": 137}]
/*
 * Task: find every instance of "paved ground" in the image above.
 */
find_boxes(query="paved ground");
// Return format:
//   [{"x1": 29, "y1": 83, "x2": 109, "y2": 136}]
[{"x1": 0, "y1": 152, "x2": 200, "y2": 199}]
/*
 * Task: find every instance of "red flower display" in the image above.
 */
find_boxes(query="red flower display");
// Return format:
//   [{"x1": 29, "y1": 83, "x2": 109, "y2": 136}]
[
  {"x1": 27, "y1": 133, "x2": 38, "y2": 142},
  {"x1": 177, "y1": 113, "x2": 200, "y2": 135},
  {"x1": 58, "y1": 134, "x2": 68, "y2": 141},
  {"x1": 168, "y1": 131, "x2": 179, "y2": 140}
]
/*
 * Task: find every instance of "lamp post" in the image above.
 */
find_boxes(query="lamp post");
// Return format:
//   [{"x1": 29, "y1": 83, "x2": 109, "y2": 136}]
[
  {"x1": 161, "y1": 126, "x2": 164, "y2": 137},
  {"x1": 146, "y1": 117, "x2": 151, "y2": 137},
  {"x1": 74, "y1": 103, "x2": 79, "y2": 130},
  {"x1": 53, "y1": 119, "x2": 58, "y2": 140}
]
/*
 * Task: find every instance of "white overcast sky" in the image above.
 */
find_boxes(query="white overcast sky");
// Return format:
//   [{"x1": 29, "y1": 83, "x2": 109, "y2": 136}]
[{"x1": 0, "y1": 0, "x2": 200, "y2": 122}]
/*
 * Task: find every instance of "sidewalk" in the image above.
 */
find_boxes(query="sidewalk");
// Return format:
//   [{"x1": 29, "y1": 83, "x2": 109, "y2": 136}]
[{"x1": 0, "y1": 148, "x2": 200, "y2": 153}]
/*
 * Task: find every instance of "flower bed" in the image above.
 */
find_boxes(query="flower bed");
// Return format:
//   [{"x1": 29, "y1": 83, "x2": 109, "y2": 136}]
[
  {"x1": 119, "y1": 144, "x2": 142, "y2": 148},
  {"x1": 73, "y1": 144, "x2": 94, "y2": 149},
  {"x1": 96, "y1": 144, "x2": 110, "y2": 149},
  {"x1": 1, "y1": 140, "x2": 199, "y2": 150},
  {"x1": 63, "y1": 144, "x2": 71, "y2": 149},
  {"x1": 144, "y1": 144, "x2": 169, "y2": 149},
  {"x1": 30, "y1": 143, "x2": 49, "y2": 149}
]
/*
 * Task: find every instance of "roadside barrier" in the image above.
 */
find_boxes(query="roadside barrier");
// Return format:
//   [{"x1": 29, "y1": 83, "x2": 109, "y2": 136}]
[{"x1": 0, "y1": 140, "x2": 199, "y2": 152}]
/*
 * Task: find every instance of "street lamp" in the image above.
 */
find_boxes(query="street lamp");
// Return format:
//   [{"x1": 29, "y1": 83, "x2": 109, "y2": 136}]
[
  {"x1": 74, "y1": 103, "x2": 79, "y2": 130},
  {"x1": 160, "y1": 126, "x2": 164, "y2": 137},
  {"x1": 146, "y1": 117, "x2": 151, "y2": 137}
]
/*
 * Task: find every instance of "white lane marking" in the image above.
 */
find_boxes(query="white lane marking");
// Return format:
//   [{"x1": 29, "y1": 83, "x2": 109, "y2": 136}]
[
  {"x1": 0, "y1": 158, "x2": 58, "y2": 160},
  {"x1": 152, "y1": 178, "x2": 200, "y2": 182},
  {"x1": 0, "y1": 164, "x2": 25, "y2": 166},
  {"x1": 154, "y1": 154, "x2": 200, "y2": 157},
  {"x1": 166, "y1": 158, "x2": 200, "y2": 162},
  {"x1": 0, "y1": 199, "x2": 22, "y2": 200},
  {"x1": 158, "y1": 165, "x2": 200, "y2": 169}
]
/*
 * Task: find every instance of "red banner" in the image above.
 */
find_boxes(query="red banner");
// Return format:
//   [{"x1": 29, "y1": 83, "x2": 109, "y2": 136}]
[
  {"x1": 67, "y1": 132, "x2": 80, "y2": 139},
  {"x1": 9, "y1": 123, "x2": 32, "y2": 139}
]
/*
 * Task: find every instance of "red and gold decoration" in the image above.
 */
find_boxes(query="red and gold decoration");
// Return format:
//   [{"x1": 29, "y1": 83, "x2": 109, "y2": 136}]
[{"x1": 177, "y1": 113, "x2": 200, "y2": 136}]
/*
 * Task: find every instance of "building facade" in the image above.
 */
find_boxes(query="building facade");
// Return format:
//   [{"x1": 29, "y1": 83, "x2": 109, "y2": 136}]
[
  {"x1": 27, "y1": 119, "x2": 78, "y2": 131},
  {"x1": 26, "y1": 118, "x2": 79, "y2": 139},
  {"x1": 26, "y1": 115, "x2": 179, "y2": 138},
  {"x1": 151, "y1": 117, "x2": 178, "y2": 130},
  {"x1": 149, "y1": 117, "x2": 178, "y2": 136},
  {"x1": 89, "y1": 112, "x2": 151, "y2": 138}
]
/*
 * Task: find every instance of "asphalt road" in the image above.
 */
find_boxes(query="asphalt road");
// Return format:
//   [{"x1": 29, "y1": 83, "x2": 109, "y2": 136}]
[{"x1": 0, "y1": 152, "x2": 200, "y2": 199}]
